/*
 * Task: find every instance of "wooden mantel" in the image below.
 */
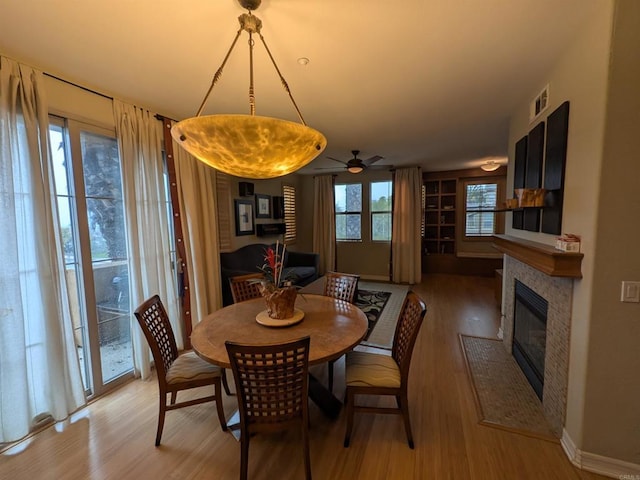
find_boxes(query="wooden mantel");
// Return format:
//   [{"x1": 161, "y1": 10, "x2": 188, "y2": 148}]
[{"x1": 493, "y1": 234, "x2": 583, "y2": 278}]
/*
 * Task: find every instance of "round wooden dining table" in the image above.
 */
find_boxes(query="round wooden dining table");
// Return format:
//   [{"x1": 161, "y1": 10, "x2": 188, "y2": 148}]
[
  {"x1": 191, "y1": 294, "x2": 368, "y2": 422},
  {"x1": 191, "y1": 294, "x2": 368, "y2": 368}
]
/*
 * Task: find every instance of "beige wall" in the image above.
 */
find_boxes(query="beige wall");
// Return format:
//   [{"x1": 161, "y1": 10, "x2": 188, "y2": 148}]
[
  {"x1": 225, "y1": 174, "x2": 306, "y2": 252},
  {"x1": 583, "y1": 0, "x2": 640, "y2": 463},
  {"x1": 507, "y1": 0, "x2": 640, "y2": 467}
]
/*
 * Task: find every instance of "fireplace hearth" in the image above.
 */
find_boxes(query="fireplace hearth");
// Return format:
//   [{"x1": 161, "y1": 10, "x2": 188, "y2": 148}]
[{"x1": 512, "y1": 280, "x2": 548, "y2": 400}]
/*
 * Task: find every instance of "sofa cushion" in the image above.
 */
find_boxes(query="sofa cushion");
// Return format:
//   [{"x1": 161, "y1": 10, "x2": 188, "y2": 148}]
[{"x1": 283, "y1": 266, "x2": 317, "y2": 285}]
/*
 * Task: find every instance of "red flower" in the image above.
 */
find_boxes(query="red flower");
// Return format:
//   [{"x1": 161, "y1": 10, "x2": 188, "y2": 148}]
[
  {"x1": 265, "y1": 247, "x2": 277, "y2": 272},
  {"x1": 259, "y1": 242, "x2": 290, "y2": 289}
]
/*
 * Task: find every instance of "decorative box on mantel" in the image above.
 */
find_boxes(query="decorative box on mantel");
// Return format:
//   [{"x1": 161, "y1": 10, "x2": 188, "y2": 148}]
[{"x1": 492, "y1": 234, "x2": 583, "y2": 278}]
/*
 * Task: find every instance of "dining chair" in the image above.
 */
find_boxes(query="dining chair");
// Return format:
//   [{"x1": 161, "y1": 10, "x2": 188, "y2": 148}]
[
  {"x1": 134, "y1": 295, "x2": 227, "y2": 446},
  {"x1": 323, "y1": 271, "x2": 360, "y2": 392},
  {"x1": 343, "y1": 290, "x2": 427, "y2": 449},
  {"x1": 225, "y1": 336, "x2": 312, "y2": 480},
  {"x1": 229, "y1": 272, "x2": 264, "y2": 304}
]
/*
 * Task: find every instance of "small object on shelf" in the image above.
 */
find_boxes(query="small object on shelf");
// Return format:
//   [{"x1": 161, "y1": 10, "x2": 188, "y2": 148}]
[
  {"x1": 555, "y1": 234, "x2": 581, "y2": 252},
  {"x1": 514, "y1": 188, "x2": 546, "y2": 207},
  {"x1": 505, "y1": 198, "x2": 519, "y2": 209}
]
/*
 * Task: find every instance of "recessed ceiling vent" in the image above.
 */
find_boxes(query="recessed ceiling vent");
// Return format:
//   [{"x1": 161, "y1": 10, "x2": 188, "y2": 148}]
[{"x1": 529, "y1": 84, "x2": 549, "y2": 123}]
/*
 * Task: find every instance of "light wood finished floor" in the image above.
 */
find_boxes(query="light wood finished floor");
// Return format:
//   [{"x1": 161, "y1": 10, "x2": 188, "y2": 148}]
[{"x1": 0, "y1": 274, "x2": 608, "y2": 480}]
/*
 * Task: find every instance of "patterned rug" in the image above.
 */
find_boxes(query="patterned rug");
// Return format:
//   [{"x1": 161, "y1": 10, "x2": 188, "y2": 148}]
[
  {"x1": 355, "y1": 290, "x2": 391, "y2": 340},
  {"x1": 299, "y1": 278, "x2": 409, "y2": 349},
  {"x1": 459, "y1": 334, "x2": 558, "y2": 441},
  {"x1": 357, "y1": 281, "x2": 409, "y2": 349}
]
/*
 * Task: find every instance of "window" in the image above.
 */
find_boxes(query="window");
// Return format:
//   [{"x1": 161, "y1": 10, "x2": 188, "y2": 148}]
[
  {"x1": 465, "y1": 182, "x2": 498, "y2": 236},
  {"x1": 370, "y1": 181, "x2": 392, "y2": 241},
  {"x1": 335, "y1": 183, "x2": 362, "y2": 241},
  {"x1": 283, "y1": 185, "x2": 296, "y2": 244}
]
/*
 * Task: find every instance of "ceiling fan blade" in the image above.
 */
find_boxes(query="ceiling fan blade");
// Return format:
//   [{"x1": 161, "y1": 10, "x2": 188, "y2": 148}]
[
  {"x1": 363, "y1": 155, "x2": 383, "y2": 167},
  {"x1": 327, "y1": 157, "x2": 348, "y2": 166}
]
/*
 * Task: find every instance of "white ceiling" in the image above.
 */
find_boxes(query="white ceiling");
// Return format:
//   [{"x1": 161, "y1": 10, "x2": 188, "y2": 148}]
[{"x1": 0, "y1": 0, "x2": 602, "y2": 174}]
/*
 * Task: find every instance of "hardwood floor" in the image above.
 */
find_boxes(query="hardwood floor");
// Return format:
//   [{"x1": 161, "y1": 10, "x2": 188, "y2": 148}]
[{"x1": 0, "y1": 274, "x2": 608, "y2": 479}]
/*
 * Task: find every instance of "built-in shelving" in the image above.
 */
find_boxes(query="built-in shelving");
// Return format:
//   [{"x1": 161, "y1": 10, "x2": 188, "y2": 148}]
[{"x1": 424, "y1": 179, "x2": 457, "y2": 255}]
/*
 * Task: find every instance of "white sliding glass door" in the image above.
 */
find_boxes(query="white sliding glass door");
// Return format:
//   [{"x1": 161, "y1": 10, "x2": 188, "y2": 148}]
[{"x1": 49, "y1": 116, "x2": 133, "y2": 396}]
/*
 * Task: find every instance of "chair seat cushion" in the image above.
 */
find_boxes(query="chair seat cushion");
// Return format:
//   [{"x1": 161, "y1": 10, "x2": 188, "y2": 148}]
[
  {"x1": 166, "y1": 351, "x2": 222, "y2": 384},
  {"x1": 345, "y1": 351, "x2": 401, "y2": 388}
]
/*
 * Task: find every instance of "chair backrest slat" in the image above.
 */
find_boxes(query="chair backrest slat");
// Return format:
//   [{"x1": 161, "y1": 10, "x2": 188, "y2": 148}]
[
  {"x1": 324, "y1": 272, "x2": 360, "y2": 304},
  {"x1": 230, "y1": 273, "x2": 265, "y2": 303},
  {"x1": 392, "y1": 291, "x2": 427, "y2": 379},
  {"x1": 226, "y1": 337, "x2": 310, "y2": 425},
  {"x1": 134, "y1": 295, "x2": 178, "y2": 377}
]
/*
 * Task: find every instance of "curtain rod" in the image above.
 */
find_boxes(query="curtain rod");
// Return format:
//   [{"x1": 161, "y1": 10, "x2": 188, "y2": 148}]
[
  {"x1": 43, "y1": 72, "x2": 177, "y2": 122},
  {"x1": 44, "y1": 72, "x2": 113, "y2": 101}
]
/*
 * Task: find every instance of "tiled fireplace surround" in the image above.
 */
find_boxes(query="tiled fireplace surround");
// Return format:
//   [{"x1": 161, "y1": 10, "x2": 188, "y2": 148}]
[{"x1": 501, "y1": 255, "x2": 574, "y2": 437}]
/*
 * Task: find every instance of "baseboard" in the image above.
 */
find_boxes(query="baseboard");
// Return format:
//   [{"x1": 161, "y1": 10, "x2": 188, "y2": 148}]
[{"x1": 561, "y1": 429, "x2": 640, "y2": 478}]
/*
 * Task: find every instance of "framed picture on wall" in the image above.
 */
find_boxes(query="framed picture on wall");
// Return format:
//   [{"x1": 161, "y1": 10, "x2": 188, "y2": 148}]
[
  {"x1": 234, "y1": 199, "x2": 255, "y2": 236},
  {"x1": 255, "y1": 193, "x2": 271, "y2": 218}
]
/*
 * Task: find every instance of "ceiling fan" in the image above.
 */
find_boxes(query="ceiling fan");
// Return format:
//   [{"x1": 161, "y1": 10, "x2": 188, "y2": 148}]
[{"x1": 322, "y1": 150, "x2": 384, "y2": 174}]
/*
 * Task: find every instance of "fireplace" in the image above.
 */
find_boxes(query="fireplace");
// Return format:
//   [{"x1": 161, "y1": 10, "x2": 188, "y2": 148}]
[
  {"x1": 500, "y1": 254, "x2": 573, "y2": 436},
  {"x1": 512, "y1": 280, "x2": 548, "y2": 400}
]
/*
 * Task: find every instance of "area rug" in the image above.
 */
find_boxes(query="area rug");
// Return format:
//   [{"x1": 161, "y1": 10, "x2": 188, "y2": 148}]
[
  {"x1": 357, "y1": 281, "x2": 408, "y2": 349},
  {"x1": 300, "y1": 278, "x2": 408, "y2": 349},
  {"x1": 459, "y1": 334, "x2": 558, "y2": 441},
  {"x1": 355, "y1": 289, "x2": 391, "y2": 338}
]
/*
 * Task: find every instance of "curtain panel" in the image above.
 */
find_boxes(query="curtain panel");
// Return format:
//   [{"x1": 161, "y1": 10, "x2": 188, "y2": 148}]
[
  {"x1": 171, "y1": 125, "x2": 222, "y2": 325},
  {"x1": 114, "y1": 100, "x2": 180, "y2": 380},
  {"x1": 391, "y1": 166, "x2": 422, "y2": 284},
  {"x1": 0, "y1": 56, "x2": 85, "y2": 442},
  {"x1": 313, "y1": 175, "x2": 336, "y2": 275}
]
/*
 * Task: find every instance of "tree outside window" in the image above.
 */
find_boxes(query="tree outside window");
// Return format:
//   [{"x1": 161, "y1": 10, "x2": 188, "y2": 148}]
[
  {"x1": 335, "y1": 183, "x2": 362, "y2": 241},
  {"x1": 371, "y1": 181, "x2": 392, "y2": 241}
]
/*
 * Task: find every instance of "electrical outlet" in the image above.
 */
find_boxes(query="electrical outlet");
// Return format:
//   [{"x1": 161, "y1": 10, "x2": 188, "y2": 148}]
[{"x1": 620, "y1": 281, "x2": 640, "y2": 303}]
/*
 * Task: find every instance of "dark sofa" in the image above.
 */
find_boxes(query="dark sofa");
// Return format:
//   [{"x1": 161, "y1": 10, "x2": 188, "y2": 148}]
[{"x1": 220, "y1": 243, "x2": 319, "y2": 306}]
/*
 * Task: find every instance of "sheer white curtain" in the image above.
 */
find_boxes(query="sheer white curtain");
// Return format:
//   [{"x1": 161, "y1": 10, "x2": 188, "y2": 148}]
[
  {"x1": 171, "y1": 125, "x2": 222, "y2": 324},
  {"x1": 114, "y1": 100, "x2": 180, "y2": 379},
  {"x1": 391, "y1": 166, "x2": 422, "y2": 284},
  {"x1": 313, "y1": 175, "x2": 336, "y2": 275},
  {"x1": 0, "y1": 56, "x2": 85, "y2": 442}
]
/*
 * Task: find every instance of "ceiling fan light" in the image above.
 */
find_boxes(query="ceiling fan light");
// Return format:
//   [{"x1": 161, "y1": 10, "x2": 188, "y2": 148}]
[
  {"x1": 481, "y1": 160, "x2": 501, "y2": 172},
  {"x1": 347, "y1": 165, "x2": 364, "y2": 174}
]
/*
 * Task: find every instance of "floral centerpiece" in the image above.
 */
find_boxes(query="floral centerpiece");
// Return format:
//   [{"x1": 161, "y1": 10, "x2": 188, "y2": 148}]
[{"x1": 257, "y1": 241, "x2": 298, "y2": 319}]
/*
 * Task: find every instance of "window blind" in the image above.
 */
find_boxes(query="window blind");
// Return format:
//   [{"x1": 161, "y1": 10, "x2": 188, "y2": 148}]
[
  {"x1": 283, "y1": 185, "x2": 296, "y2": 244},
  {"x1": 216, "y1": 173, "x2": 233, "y2": 252}
]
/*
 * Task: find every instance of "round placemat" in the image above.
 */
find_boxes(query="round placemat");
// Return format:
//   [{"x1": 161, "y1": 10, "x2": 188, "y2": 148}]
[{"x1": 255, "y1": 308, "x2": 304, "y2": 327}]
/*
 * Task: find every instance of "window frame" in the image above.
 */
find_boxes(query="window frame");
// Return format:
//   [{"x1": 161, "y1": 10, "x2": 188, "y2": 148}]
[
  {"x1": 334, "y1": 182, "x2": 363, "y2": 242},
  {"x1": 370, "y1": 180, "x2": 393, "y2": 243},
  {"x1": 463, "y1": 180, "x2": 499, "y2": 238}
]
